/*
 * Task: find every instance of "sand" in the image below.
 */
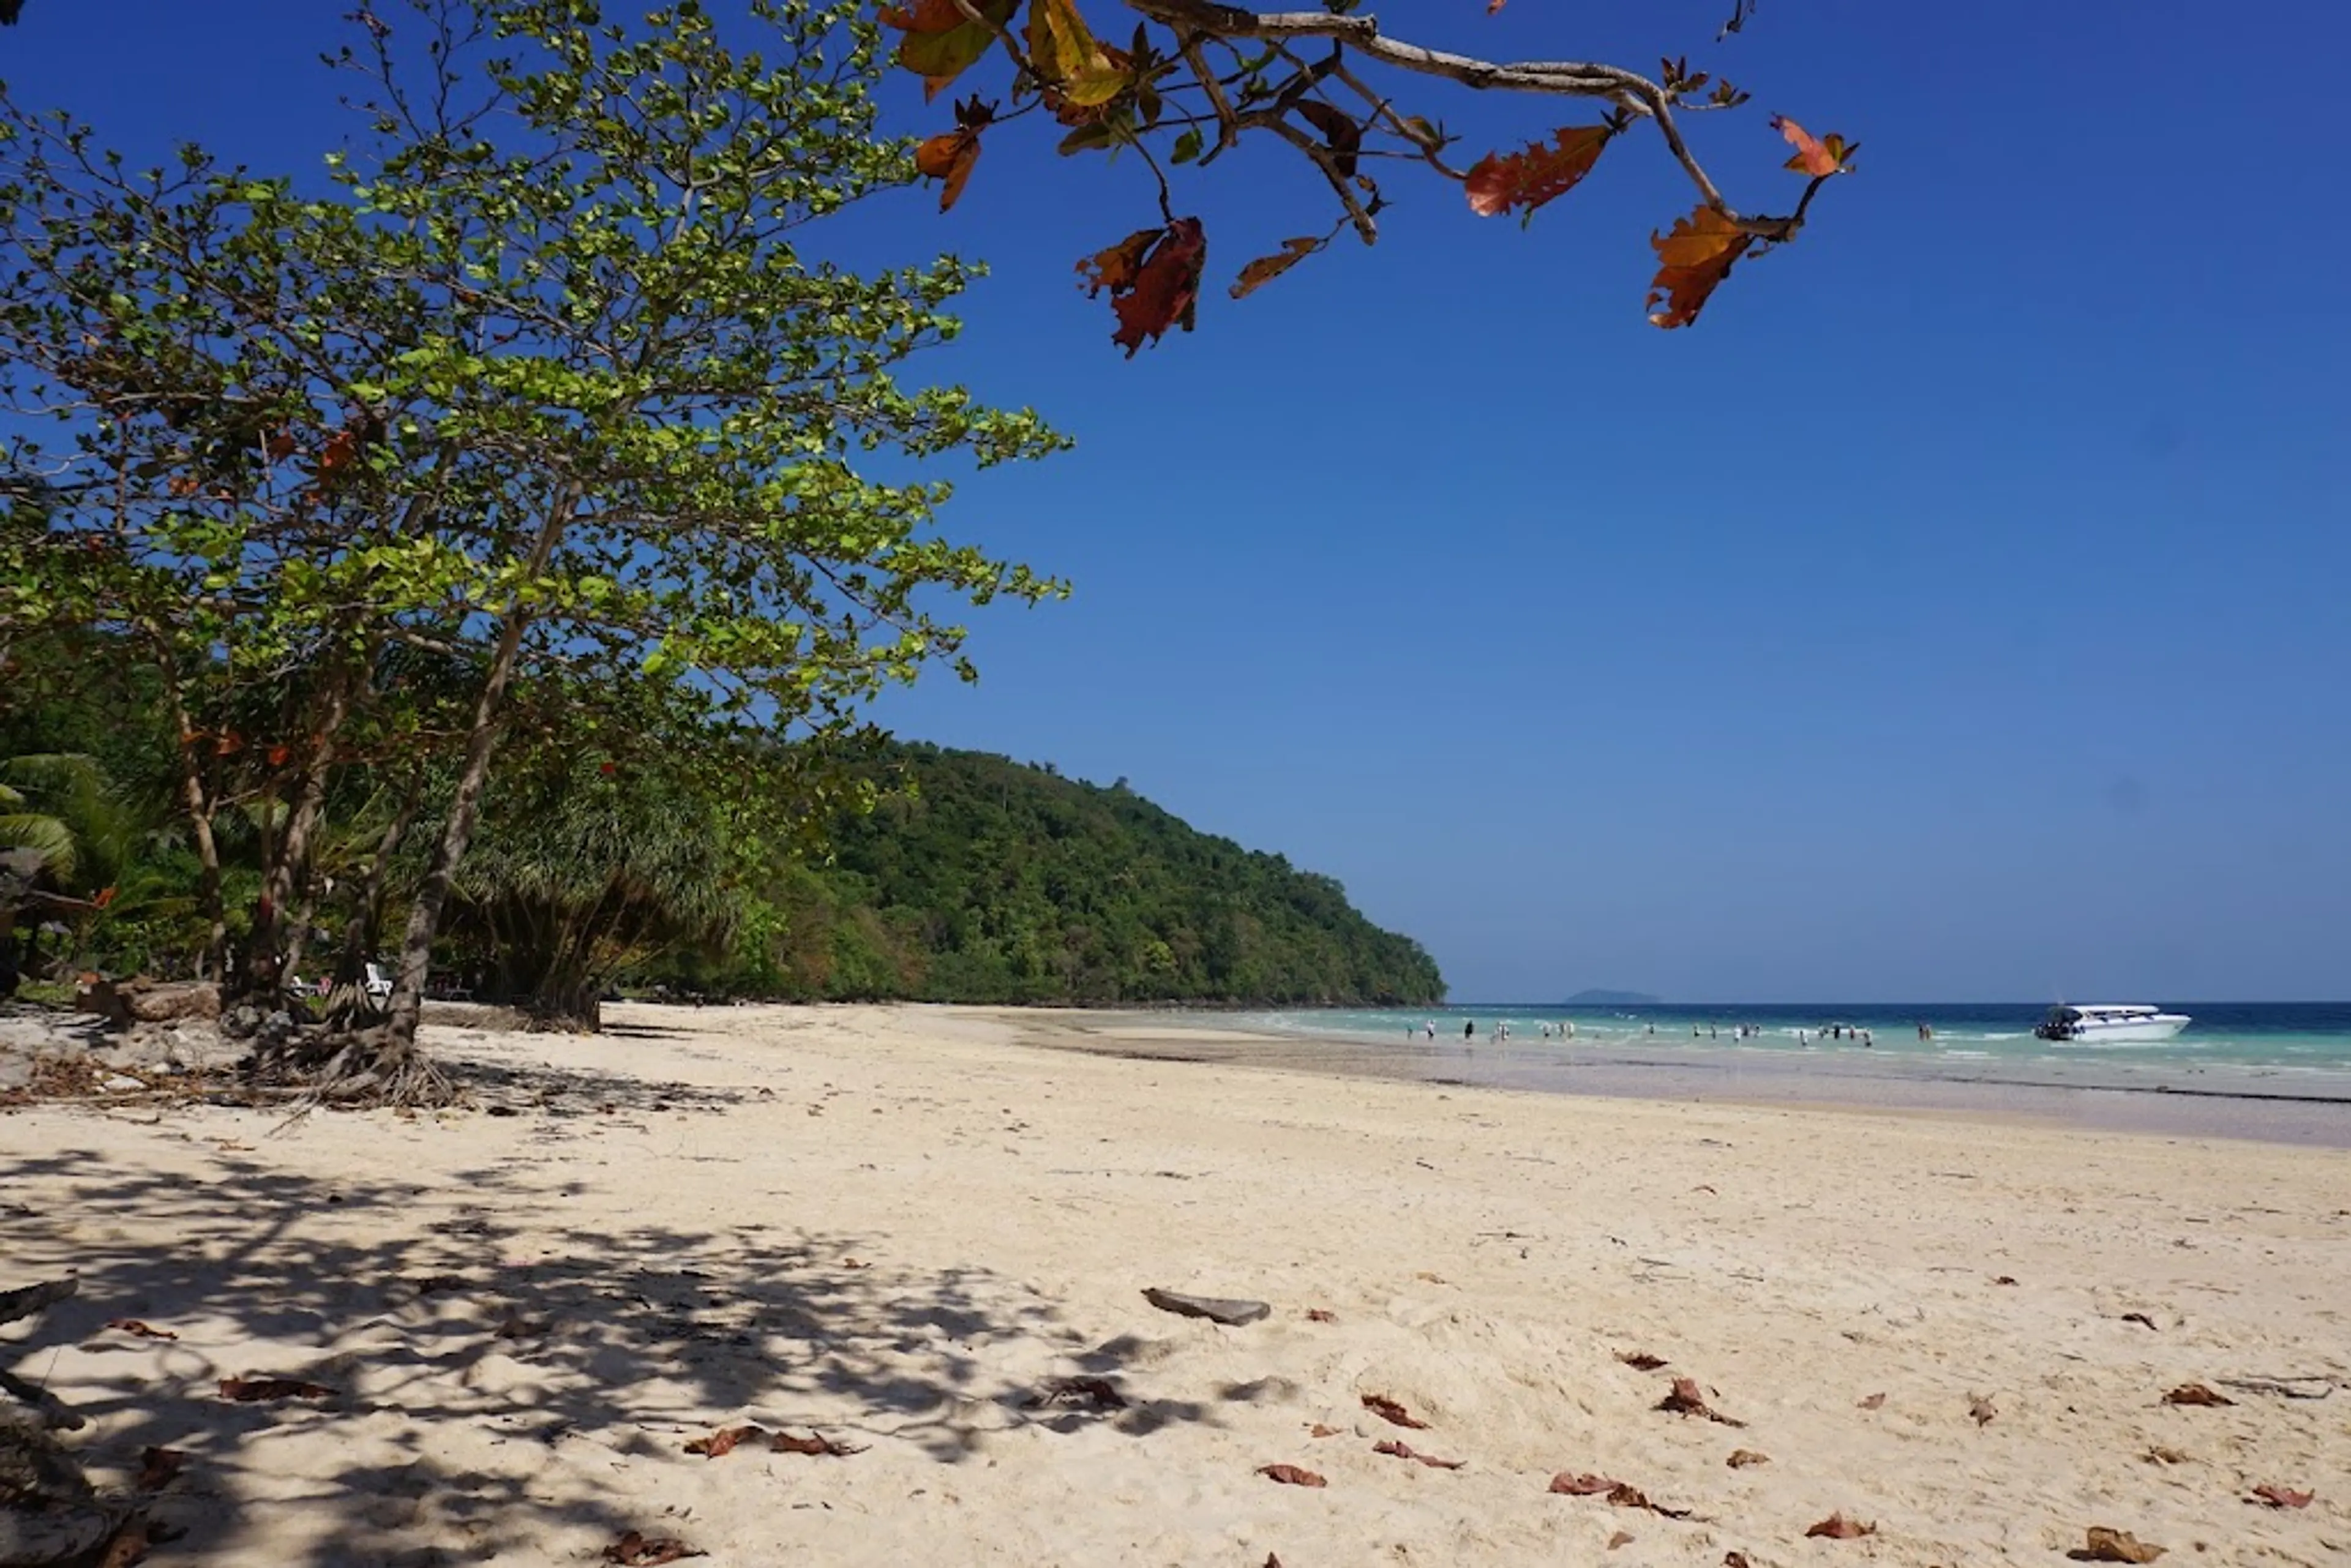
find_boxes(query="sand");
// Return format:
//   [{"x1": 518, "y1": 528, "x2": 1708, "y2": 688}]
[{"x1": 4, "y1": 1002, "x2": 2348, "y2": 1566}]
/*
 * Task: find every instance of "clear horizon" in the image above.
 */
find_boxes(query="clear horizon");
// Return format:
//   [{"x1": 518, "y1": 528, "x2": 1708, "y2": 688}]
[{"x1": 9, "y1": 1, "x2": 2346, "y2": 1003}]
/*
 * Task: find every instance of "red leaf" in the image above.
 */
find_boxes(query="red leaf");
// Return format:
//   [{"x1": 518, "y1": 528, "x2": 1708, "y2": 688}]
[
  {"x1": 1258, "y1": 1463, "x2": 1326, "y2": 1487},
  {"x1": 1361, "y1": 1393, "x2": 1429, "y2": 1430},
  {"x1": 217, "y1": 1376, "x2": 335, "y2": 1402},
  {"x1": 1373, "y1": 1439, "x2": 1464, "y2": 1470},
  {"x1": 2249, "y1": 1484, "x2": 2313, "y2": 1509},
  {"x1": 1646, "y1": 206, "x2": 1753, "y2": 330},
  {"x1": 1303, "y1": 1308, "x2": 1336, "y2": 1323},
  {"x1": 1550, "y1": 1472, "x2": 1621, "y2": 1496},
  {"x1": 1464, "y1": 125, "x2": 1612, "y2": 219},
  {"x1": 771, "y1": 1430, "x2": 866, "y2": 1457},
  {"x1": 1771, "y1": 114, "x2": 1840, "y2": 176},
  {"x1": 106, "y1": 1318, "x2": 178, "y2": 1341},
  {"x1": 1615, "y1": 1350, "x2": 1668, "y2": 1371},
  {"x1": 315, "y1": 428, "x2": 358, "y2": 478},
  {"x1": 1805, "y1": 1512, "x2": 1877, "y2": 1540},
  {"x1": 135, "y1": 1447, "x2": 187, "y2": 1491},
  {"x1": 602, "y1": 1532, "x2": 706, "y2": 1566},
  {"x1": 2162, "y1": 1382, "x2": 2233, "y2": 1406},
  {"x1": 915, "y1": 129, "x2": 981, "y2": 212},
  {"x1": 1079, "y1": 219, "x2": 1206, "y2": 357},
  {"x1": 264, "y1": 430, "x2": 298, "y2": 462},
  {"x1": 684, "y1": 1424, "x2": 765, "y2": 1458}
]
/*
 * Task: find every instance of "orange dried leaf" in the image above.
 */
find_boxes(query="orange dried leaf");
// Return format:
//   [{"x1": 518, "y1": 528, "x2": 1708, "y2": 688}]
[
  {"x1": 1770, "y1": 114, "x2": 1839, "y2": 176},
  {"x1": 315, "y1": 428, "x2": 359, "y2": 477},
  {"x1": 2071, "y1": 1527, "x2": 2165, "y2": 1563},
  {"x1": 1607, "y1": 1482, "x2": 1691, "y2": 1518},
  {"x1": 1550, "y1": 1472, "x2": 1621, "y2": 1496},
  {"x1": 1970, "y1": 1394, "x2": 1997, "y2": 1427},
  {"x1": 1362, "y1": 1394, "x2": 1429, "y2": 1430},
  {"x1": 684, "y1": 1424, "x2": 766, "y2": 1458},
  {"x1": 1258, "y1": 1463, "x2": 1326, "y2": 1487},
  {"x1": 1307, "y1": 1422, "x2": 1341, "y2": 1438},
  {"x1": 1607, "y1": 1531, "x2": 1635, "y2": 1551},
  {"x1": 1303, "y1": 1308, "x2": 1336, "y2": 1323},
  {"x1": 1464, "y1": 125, "x2": 1611, "y2": 219},
  {"x1": 771, "y1": 1430, "x2": 866, "y2": 1457},
  {"x1": 1857, "y1": 1392, "x2": 1886, "y2": 1409},
  {"x1": 135, "y1": 1447, "x2": 186, "y2": 1491},
  {"x1": 106, "y1": 1318, "x2": 178, "y2": 1341},
  {"x1": 1726, "y1": 1449, "x2": 1770, "y2": 1468},
  {"x1": 2249, "y1": 1484, "x2": 2313, "y2": 1509},
  {"x1": 2162, "y1": 1382, "x2": 2233, "y2": 1406},
  {"x1": 914, "y1": 128, "x2": 981, "y2": 212},
  {"x1": 1806, "y1": 1512, "x2": 1877, "y2": 1540},
  {"x1": 1646, "y1": 205, "x2": 1752, "y2": 330},
  {"x1": 1231, "y1": 237, "x2": 1321, "y2": 301},
  {"x1": 1373, "y1": 1439, "x2": 1464, "y2": 1470}
]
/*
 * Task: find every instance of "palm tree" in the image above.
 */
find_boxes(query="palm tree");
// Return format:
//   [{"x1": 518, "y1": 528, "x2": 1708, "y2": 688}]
[{"x1": 0, "y1": 753, "x2": 133, "y2": 896}]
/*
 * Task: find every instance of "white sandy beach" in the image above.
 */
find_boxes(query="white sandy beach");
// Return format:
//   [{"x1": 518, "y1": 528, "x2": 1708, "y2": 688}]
[{"x1": 4, "y1": 1002, "x2": 2349, "y2": 1566}]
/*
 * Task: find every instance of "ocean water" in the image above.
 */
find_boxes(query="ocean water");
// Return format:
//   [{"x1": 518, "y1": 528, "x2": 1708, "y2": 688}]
[{"x1": 1210, "y1": 1002, "x2": 2351, "y2": 1080}]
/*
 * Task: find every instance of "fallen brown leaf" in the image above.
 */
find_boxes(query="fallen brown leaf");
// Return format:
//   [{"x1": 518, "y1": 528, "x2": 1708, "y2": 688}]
[
  {"x1": 1264, "y1": 1557, "x2": 1282, "y2": 1568},
  {"x1": 1549, "y1": 1472, "x2": 1621, "y2": 1496},
  {"x1": 94, "y1": 1518, "x2": 151, "y2": 1568},
  {"x1": 2121, "y1": 1311, "x2": 2158, "y2": 1330},
  {"x1": 1725, "y1": 1449, "x2": 1771, "y2": 1468},
  {"x1": 1362, "y1": 1393, "x2": 1430, "y2": 1430},
  {"x1": 1373, "y1": 1439, "x2": 1464, "y2": 1470},
  {"x1": 1307, "y1": 1423, "x2": 1341, "y2": 1438},
  {"x1": 135, "y1": 1447, "x2": 186, "y2": 1491},
  {"x1": 1616, "y1": 1350, "x2": 1669, "y2": 1371},
  {"x1": 1992, "y1": 1274, "x2": 2019, "y2": 1286},
  {"x1": 2142, "y1": 1445, "x2": 2188, "y2": 1465},
  {"x1": 2069, "y1": 1526, "x2": 2165, "y2": 1562},
  {"x1": 1806, "y1": 1512, "x2": 1877, "y2": 1539},
  {"x1": 106, "y1": 1318, "x2": 177, "y2": 1341},
  {"x1": 1608, "y1": 1530, "x2": 1636, "y2": 1550},
  {"x1": 1724, "y1": 1555, "x2": 1753, "y2": 1568},
  {"x1": 217, "y1": 1376, "x2": 334, "y2": 1403},
  {"x1": 1413, "y1": 1270, "x2": 1447, "y2": 1284},
  {"x1": 684, "y1": 1425, "x2": 766, "y2": 1458},
  {"x1": 1304, "y1": 1308, "x2": 1335, "y2": 1322},
  {"x1": 1605, "y1": 1482, "x2": 1691, "y2": 1518},
  {"x1": 602, "y1": 1532, "x2": 705, "y2": 1566},
  {"x1": 1658, "y1": 1376, "x2": 1745, "y2": 1427},
  {"x1": 2162, "y1": 1382, "x2": 2233, "y2": 1407},
  {"x1": 1857, "y1": 1392, "x2": 1886, "y2": 1410},
  {"x1": 2249, "y1": 1484, "x2": 2313, "y2": 1509},
  {"x1": 771, "y1": 1430, "x2": 865, "y2": 1457},
  {"x1": 1258, "y1": 1463, "x2": 1325, "y2": 1487},
  {"x1": 1023, "y1": 1376, "x2": 1126, "y2": 1411},
  {"x1": 1970, "y1": 1394, "x2": 1997, "y2": 1427}
]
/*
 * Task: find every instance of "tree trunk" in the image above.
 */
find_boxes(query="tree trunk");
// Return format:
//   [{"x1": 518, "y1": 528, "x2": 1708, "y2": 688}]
[
  {"x1": 380, "y1": 487, "x2": 579, "y2": 1052},
  {"x1": 323, "y1": 762, "x2": 423, "y2": 1028}
]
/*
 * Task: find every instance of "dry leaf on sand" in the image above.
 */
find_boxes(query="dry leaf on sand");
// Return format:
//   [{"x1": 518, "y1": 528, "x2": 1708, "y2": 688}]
[
  {"x1": 1805, "y1": 1512, "x2": 1877, "y2": 1539},
  {"x1": 1616, "y1": 1350, "x2": 1668, "y2": 1371},
  {"x1": 2068, "y1": 1526, "x2": 2165, "y2": 1563},
  {"x1": 602, "y1": 1532, "x2": 705, "y2": 1566},
  {"x1": 1361, "y1": 1394, "x2": 1430, "y2": 1429},
  {"x1": 1725, "y1": 1449, "x2": 1771, "y2": 1468},
  {"x1": 1658, "y1": 1376, "x2": 1744, "y2": 1427},
  {"x1": 1258, "y1": 1463, "x2": 1326, "y2": 1487},
  {"x1": 2162, "y1": 1382, "x2": 2233, "y2": 1406},
  {"x1": 1374, "y1": 1439, "x2": 1464, "y2": 1470},
  {"x1": 2249, "y1": 1484, "x2": 2313, "y2": 1509}
]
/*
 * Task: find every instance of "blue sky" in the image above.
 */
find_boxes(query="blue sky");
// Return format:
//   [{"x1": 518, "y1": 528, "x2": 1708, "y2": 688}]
[{"x1": 7, "y1": 2, "x2": 2347, "y2": 1001}]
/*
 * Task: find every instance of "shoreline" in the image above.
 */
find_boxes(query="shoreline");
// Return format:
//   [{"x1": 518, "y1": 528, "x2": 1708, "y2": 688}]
[{"x1": 996, "y1": 1007, "x2": 2351, "y2": 1149}]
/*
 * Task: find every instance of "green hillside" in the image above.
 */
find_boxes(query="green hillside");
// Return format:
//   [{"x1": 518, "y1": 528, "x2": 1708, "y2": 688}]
[{"x1": 720, "y1": 743, "x2": 1444, "y2": 1007}]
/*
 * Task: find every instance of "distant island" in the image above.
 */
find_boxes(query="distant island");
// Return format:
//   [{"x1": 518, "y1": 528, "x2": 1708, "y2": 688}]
[
  {"x1": 667, "y1": 742, "x2": 1445, "y2": 1007},
  {"x1": 1563, "y1": 988, "x2": 1662, "y2": 1007}
]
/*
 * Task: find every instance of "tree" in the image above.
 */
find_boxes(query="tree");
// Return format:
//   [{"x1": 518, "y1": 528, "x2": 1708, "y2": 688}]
[
  {"x1": 2, "y1": 0, "x2": 1065, "y2": 1100},
  {"x1": 886, "y1": 0, "x2": 1854, "y2": 348}
]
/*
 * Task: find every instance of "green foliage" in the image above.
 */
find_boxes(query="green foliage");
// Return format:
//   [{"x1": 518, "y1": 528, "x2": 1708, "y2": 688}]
[{"x1": 683, "y1": 742, "x2": 1445, "y2": 1007}]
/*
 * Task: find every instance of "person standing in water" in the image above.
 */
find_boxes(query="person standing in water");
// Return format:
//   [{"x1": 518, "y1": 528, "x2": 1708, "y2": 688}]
[{"x1": 1464, "y1": 1019, "x2": 1475, "y2": 1041}]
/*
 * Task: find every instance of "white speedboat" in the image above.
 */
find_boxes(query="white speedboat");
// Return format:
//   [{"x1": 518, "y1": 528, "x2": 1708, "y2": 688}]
[{"x1": 2033, "y1": 1003, "x2": 2191, "y2": 1043}]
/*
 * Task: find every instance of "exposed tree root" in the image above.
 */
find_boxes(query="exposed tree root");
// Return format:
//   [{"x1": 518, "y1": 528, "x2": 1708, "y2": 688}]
[{"x1": 247, "y1": 1022, "x2": 463, "y2": 1112}]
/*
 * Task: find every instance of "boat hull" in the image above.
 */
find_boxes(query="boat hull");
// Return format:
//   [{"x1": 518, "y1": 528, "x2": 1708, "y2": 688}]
[{"x1": 2038, "y1": 1016, "x2": 2191, "y2": 1044}]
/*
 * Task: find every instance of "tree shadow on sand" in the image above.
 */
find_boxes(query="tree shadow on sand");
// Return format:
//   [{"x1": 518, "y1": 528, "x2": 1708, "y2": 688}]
[{"x1": 1, "y1": 1145, "x2": 1209, "y2": 1565}]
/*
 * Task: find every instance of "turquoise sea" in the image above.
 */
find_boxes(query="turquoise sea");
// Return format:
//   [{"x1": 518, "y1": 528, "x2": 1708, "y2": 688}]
[{"x1": 1209, "y1": 1002, "x2": 2351, "y2": 1080}]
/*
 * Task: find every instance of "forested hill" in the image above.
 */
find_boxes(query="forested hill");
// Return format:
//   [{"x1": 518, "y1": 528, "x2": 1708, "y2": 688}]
[{"x1": 739, "y1": 744, "x2": 1445, "y2": 1007}]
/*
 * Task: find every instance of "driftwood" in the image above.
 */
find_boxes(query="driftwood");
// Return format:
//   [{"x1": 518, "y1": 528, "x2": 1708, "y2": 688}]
[
  {"x1": 73, "y1": 977, "x2": 219, "y2": 1029},
  {"x1": 0, "y1": 1278, "x2": 75, "y2": 1329},
  {"x1": 1141, "y1": 1288, "x2": 1270, "y2": 1326},
  {"x1": 1, "y1": 1275, "x2": 141, "y2": 1567}
]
